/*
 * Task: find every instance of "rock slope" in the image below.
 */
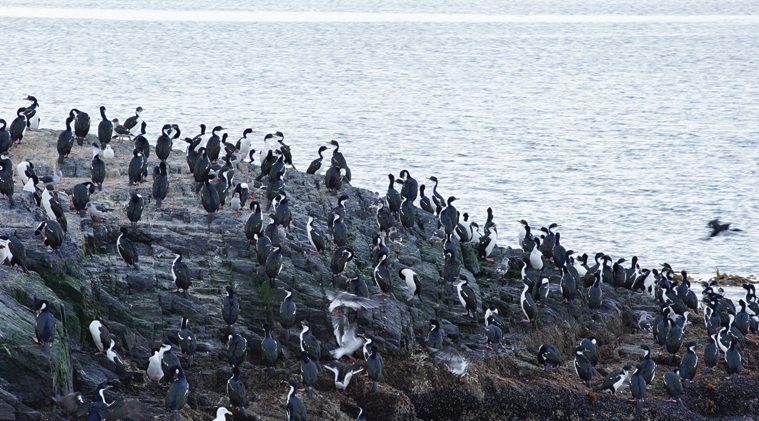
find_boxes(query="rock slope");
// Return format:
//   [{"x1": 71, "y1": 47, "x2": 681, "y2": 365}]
[{"x1": 0, "y1": 128, "x2": 757, "y2": 421}]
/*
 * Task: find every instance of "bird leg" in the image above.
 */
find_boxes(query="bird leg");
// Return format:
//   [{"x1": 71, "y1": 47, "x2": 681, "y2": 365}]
[
  {"x1": 485, "y1": 258, "x2": 494, "y2": 262},
  {"x1": 407, "y1": 296, "x2": 415, "y2": 301}
]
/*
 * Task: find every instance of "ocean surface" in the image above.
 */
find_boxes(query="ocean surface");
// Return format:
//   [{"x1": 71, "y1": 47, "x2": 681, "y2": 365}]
[{"x1": 2, "y1": 0, "x2": 758, "y2": 278}]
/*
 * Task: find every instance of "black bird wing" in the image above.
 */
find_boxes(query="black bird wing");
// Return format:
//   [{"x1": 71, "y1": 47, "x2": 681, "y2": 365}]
[
  {"x1": 56, "y1": 392, "x2": 90, "y2": 418},
  {"x1": 102, "y1": 399, "x2": 147, "y2": 421}
]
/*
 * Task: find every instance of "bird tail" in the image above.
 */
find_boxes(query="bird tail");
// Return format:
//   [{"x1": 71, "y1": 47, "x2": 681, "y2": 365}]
[
  {"x1": 133, "y1": 263, "x2": 140, "y2": 271},
  {"x1": 372, "y1": 381, "x2": 378, "y2": 392},
  {"x1": 268, "y1": 367, "x2": 275, "y2": 378},
  {"x1": 57, "y1": 155, "x2": 64, "y2": 165},
  {"x1": 156, "y1": 198, "x2": 162, "y2": 208},
  {"x1": 683, "y1": 379, "x2": 690, "y2": 389},
  {"x1": 44, "y1": 342, "x2": 51, "y2": 355},
  {"x1": 172, "y1": 410, "x2": 180, "y2": 420},
  {"x1": 98, "y1": 183, "x2": 102, "y2": 191},
  {"x1": 732, "y1": 373, "x2": 738, "y2": 383},
  {"x1": 677, "y1": 398, "x2": 684, "y2": 408},
  {"x1": 240, "y1": 407, "x2": 247, "y2": 418},
  {"x1": 636, "y1": 399, "x2": 643, "y2": 410},
  {"x1": 585, "y1": 380, "x2": 591, "y2": 388},
  {"x1": 703, "y1": 367, "x2": 712, "y2": 374},
  {"x1": 285, "y1": 329, "x2": 290, "y2": 341},
  {"x1": 8, "y1": 196, "x2": 16, "y2": 209},
  {"x1": 188, "y1": 355, "x2": 193, "y2": 366},
  {"x1": 668, "y1": 354, "x2": 674, "y2": 366}
]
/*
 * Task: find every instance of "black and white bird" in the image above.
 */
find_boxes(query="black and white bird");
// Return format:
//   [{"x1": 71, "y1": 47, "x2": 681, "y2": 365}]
[
  {"x1": 56, "y1": 382, "x2": 144, "y2": 421},
  {"x1": 399, "y1": 268, "x2": 422, "y2": 302},
  {"x1": 177, "y1": 317, "x2": 195, "y2": 366},
  {"x1": 594, "y1": 365, "x2": 631, "y2": 397},
  {"x1": 23, "y1": 95, "x2": 40, "y2": 130},
  {"x1": 34, "y1": 300, "x2": 56, "y2": 354},
  {"x1": 279, "y1": 286, "x2": 297, "y2": 340},
  {"x1": 226, "y1": 366, "x2": 246, "y2": 417},
  {"x1": 153, "y1": 161, "x2": 170, "y2": 207},
  {"x1": 123, "y1": 106, "x2": 144, "y2": 134},
  {"x1": 91, "y1": 144, "x2": 106, "y2": 191},
  {"x1": 453, "y1": 276, "x2": 478, "y2": 321},
  {"x1": 221, "y1": 286, "x2": 239, "y2": 328},
  {"x1": 126, "y1": 193, "x2": 144, "y2": 229},
  {"x1": 323, "y1": 360, "x2": 364, "y2": 394},
  {"x1": 88, "y1": 320, "x2": 111, "y2": 355},
  {"x1": 630, "y1": 365, "x2": 646, "y2": 410},
  {"x1": 286, "y1": 381, "x2": 306, "y2": 421},
  {"x1": 537, "y1": 344, "x2": 563, "y2": 371},
  {"x1": 116, "y1": 227, "x2": 139, "y2": 270},
  {"x1": 170, "y1": 248, "x2": 191, "y2": 295},
  {"x1": 300, "y1": 320, "x2": 322, "y2": 368},
  {"x1": 574, "y1": 346, "x2": 593, "y2": 388},
  {"x1": 97, "y1": 106, "x2": 113, "y2": 147}
]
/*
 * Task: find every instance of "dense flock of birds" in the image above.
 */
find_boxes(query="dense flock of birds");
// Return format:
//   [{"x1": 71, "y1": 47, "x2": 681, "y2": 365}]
[{"x1": 0, "y1": 97, "x2": 755, "y2": 420}]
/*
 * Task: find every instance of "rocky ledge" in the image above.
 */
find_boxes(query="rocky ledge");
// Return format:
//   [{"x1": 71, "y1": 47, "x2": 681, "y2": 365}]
[{"x1": 0, "y1": 128, "x2": 757, "y2": 421}]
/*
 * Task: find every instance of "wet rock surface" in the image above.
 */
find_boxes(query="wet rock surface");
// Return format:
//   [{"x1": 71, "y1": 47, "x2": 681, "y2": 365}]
[{"x1": 0, "y1": 128, "x2": 757, "y2": 420}]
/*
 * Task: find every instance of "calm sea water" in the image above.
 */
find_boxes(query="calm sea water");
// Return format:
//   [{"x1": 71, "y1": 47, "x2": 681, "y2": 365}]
[{"x1": 2, "y1": 1, "x2": 758, "y2": 277}]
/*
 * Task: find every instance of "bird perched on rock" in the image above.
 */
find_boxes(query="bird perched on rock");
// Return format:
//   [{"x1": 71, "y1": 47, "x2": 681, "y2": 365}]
[
  {"x1": 177, "y1": 318, "x2": 195, "y2": 366},
  {"x1": 366, "y1": 345, "x2": 384, "y2": 392},
  {"x1": 212, "y1": 408, "x2": 233, "y2": 421},
  {"x1": 88, "y1": 320, "x2": 111, "y2": 355},
  {"x1": 227, "y1": 367, "x2": 247, "y2": 417},
  {"x1": 639, "y1": 345, "x2": 656, "y2": 386},
  {"x1": 286, "y1": 381, "x2": 306, "y2": 421},
  {"x1": 485, "y1": 316, "x2": 502, "y2": 351},
  {"x1": 663, "y1": 370, "x2": 685, "y2": 408},
  {"x1": 227, "y1": 333, "x2": 247, "y2": 367},
  {"x1": 116, "y1": 227, "x2": 139, "y2": 270},
  {"x1": 0, "y1": 232, "x2": 28, "y2": 273},
  {"x1": 261, "y1": 323, "x2": 278, "y2": 377},
  {"x1": 34, "y1": 300, "x2": 56, "y2": 354},
  {"x1": 300, "y1": 320, "x2": 322, "y2": 369},
  {"x1": 573, "y1": 346, "x2": 593, "y2": 388},
  {"x1": 153, "y1": 161, "x2": 169, "y2": 207},
  {"x1": 221, "y1": 286, "x2": 239, "y2": 329},
  {"x1": 454, "y1": 276, "x2": 478, "y2": 321},
  {"x1": 300, "y1": 351, "x2": 318, "y2": 398},
  {"x1": 34, "y1": 219, "x2": 64, "y2": 255},
  {"x1": 399, "y1": 268, "x2": 422, "y2": 302},
  {"x1": 165, "y1": 366, "x2": 189, "y2": 420},
  {"x1": 171, "y1": 249, "x2": 191, "y2": 296},
  {"x1": 97, "y1": 106, "x2": 113, "y2": 147},
  {"x1": 537, "y1": 344, "x2": 563, "y2": 371},
  {"x1": 630, "y1": 364, "x2": 646, "y2": 410},
  {"x1": 594, "y1": 365, "x2": 631, "y2": 397},
  {"x1": 307, "y1": 145, "x2": 329, "y2": 175},
  {"x1": 56, "y1": 382, "x2": 144, "y2": 421},
  {"x1": 126, "y1": 194, "x2": 144, "y2": 229}
]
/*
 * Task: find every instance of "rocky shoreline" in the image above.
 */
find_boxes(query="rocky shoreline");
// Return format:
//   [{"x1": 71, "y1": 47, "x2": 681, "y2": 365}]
[{"x1": 0, "y1": 128, "x2": 757, "y2": 421}]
